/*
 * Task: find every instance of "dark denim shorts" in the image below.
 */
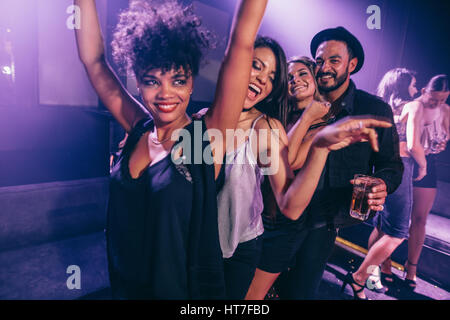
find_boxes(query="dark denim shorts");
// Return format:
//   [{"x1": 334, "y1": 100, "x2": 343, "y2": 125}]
[{"x1": 370, "y1": 157, "x2": 414, "y2": 239}]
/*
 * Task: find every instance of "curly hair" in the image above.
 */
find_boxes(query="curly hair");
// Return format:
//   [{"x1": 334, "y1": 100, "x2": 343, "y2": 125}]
[{"x1": 111, "y1": 0, "x2": 213, "y2": 80}]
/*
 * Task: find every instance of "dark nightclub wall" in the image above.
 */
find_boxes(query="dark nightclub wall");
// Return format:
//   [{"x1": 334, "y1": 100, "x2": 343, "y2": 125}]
[
  {"x1": 0, "y1": 106, "x2": 110, "y2": 187},
  {"x1": 0, "y1": 0, "x2": 449, "y2": 187},
  {"x1": 0, "y1": 0, "x2": 110, "y2": 188}
]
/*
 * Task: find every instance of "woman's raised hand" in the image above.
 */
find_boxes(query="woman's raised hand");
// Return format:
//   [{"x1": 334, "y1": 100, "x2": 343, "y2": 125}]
[
  {"x1": 74, "y1": 0, "x2": 147, "y2": 132},
  {"x1": 303, "y1": 101, "x2": 331, "y2": 122},
  {"x1": 312, "y1": 116, "x2": 392, "y2": 152}
]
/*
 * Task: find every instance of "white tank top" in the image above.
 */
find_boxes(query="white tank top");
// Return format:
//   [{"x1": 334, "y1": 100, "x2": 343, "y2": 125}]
[
  {"x1": 217, "y1": 114, "x2": 265, "y2": 258},
  {"x1": 421, "y1": 105, "x2": 447, "y2": 154}
]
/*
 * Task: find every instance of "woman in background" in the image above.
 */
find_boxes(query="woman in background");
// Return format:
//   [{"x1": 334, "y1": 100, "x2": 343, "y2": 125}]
[
  {"x1": 346, "y1": 68, "x2": 423, "y2": 299},
  {"x1": 405, "y1": 74, "x2": 449, "y2": 291}
]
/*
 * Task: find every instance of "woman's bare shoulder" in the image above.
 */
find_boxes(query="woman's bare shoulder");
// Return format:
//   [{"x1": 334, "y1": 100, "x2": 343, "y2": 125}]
[
  {"x1": 403, "y1": 100, "x2": 423, "y2": 114},
  {"x1": 254, "y1": 115, "x2": 284, "y2": 132}
]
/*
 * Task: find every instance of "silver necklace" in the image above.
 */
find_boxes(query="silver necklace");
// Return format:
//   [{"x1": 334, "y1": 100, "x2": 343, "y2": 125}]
[
  {"x1": 149, "y1": 130, "x2": 172, "y2": 145},
  {"x1": 149, "y1": 119, "x2": 191, "y2": 145}
]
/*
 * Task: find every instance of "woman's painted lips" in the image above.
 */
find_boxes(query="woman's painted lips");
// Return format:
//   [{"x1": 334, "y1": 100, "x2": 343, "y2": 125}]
[{"x1": 155, "y1": 103, "x2": 178, "y2": 113}]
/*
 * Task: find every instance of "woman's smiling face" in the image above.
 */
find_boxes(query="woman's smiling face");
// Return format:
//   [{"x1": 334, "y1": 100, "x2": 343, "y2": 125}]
[
  {"x1": 288, "y1": 62, "x2": 316, "y2": 103},
  {"x1": 138, "y1": 67, "x2": 193, "y2": 125},
  {"x1": 243, "y1": 47, "x2": 277, "y2": 110}
]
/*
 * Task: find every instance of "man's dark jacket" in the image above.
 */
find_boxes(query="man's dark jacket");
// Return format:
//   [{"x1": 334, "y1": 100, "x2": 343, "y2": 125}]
[{"x1": 306, "y1": 80, "x2": 404, "y2": 229}]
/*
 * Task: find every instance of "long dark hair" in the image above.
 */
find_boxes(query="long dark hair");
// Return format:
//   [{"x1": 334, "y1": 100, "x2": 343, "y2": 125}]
[
  {"x1": 253, "y1": 36, "x2": 289, "y2": 127},
  {"x1": 377, "y1": 68, "x2": 416, "y2": 111},
  {"x1": 252, "y1": 37, "x2": 290, "y2": 221},
  {"x1": 424, "y1": 74, "x2": 449, "y2": 92}
]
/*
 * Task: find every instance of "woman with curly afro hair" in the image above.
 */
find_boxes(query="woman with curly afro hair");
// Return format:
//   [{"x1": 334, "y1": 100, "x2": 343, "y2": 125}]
[{"x1": 75, "y1": 0, "x2": 269, "y2": 299}]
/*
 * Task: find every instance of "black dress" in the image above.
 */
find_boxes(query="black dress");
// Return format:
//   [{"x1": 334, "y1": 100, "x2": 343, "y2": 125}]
[{"x1": 107, "y1": 118, "x2": 226, "y2": 299}]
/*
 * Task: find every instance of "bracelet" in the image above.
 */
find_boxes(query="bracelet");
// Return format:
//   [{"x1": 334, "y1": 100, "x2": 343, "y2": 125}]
[{"x1": 308, "y1": 116, "x2": 336, "y2": 131}]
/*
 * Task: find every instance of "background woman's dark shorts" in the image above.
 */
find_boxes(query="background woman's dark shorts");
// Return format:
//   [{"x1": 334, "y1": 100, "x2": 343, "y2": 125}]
[{"x1": 413, "y1": 154, "x2": 437, "y2": 188}]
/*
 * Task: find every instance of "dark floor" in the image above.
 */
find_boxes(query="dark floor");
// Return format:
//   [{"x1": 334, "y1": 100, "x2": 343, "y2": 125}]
[
  {"x1": 2, "y1": 178, "x2": 449, "y2": 301},
  {"x1": 78, "y1": 242, "x2": 449, "y2": 301},
  {"x1": 426, "y1": 213, "x2": 450, "y2": 244}
]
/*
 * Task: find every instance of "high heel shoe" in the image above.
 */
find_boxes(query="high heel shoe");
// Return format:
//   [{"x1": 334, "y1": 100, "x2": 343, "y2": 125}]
[
  {"x1": 341, "y1": 272, "x2": 368, "y2": 300},
  {"x1": 402, "y1": 260, "x2": 418, "y2": 291}
]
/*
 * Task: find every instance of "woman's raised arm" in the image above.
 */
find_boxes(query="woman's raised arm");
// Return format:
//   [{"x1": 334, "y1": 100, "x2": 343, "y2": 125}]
[
  {"x1": 74, "y1": 0, "x2": 147, "y2": 132},
  {"x1": 287, "y1": 101, "x2": 330, "y2": 169},
  {"x1": 205, "y1": 0, "x2": 268, "y2": 149},
  {"x1": 264, "y1": 117, "x2": 392, "y2": 220},
  {"x1": 442, "y1": 103, "x2": 450, "y2": 139}
]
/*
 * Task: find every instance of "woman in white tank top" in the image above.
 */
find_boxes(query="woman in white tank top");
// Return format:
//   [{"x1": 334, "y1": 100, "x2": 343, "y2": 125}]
[{"x1": 404, "y1": 74, "x2": 450, "y2": 291}]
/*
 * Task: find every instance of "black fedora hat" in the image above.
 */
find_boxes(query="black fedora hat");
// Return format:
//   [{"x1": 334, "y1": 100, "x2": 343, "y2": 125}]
[{"x1": 310, "y1": 26, "x2": 364, "y2": 75}]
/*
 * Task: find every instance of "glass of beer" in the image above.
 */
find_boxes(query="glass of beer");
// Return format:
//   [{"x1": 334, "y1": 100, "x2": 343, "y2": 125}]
[{"x1": 349, "y1": 174, "x2": 380, "y2": 221}]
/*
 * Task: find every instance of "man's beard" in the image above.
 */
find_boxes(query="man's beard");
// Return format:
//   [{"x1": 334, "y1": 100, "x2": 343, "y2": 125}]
[{"x1": 317, "y1": 67, "x2": 349, "y2": 93}]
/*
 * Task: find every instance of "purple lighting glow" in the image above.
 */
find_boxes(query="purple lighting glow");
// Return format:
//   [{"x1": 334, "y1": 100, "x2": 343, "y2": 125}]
[{"x1": 258, "y1": 0, "x2": 385, "y2": 93}]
